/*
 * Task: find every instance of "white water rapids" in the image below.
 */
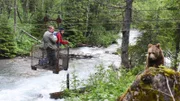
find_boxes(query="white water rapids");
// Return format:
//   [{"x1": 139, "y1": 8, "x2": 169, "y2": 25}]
[{"x1": 0, "y1": 30, "x2": 141, "y2": 101}]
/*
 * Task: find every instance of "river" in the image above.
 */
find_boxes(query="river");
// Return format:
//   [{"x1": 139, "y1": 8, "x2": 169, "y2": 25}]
[{"x1": 0, "y1": 30, "x2": 140, "y2": 101}]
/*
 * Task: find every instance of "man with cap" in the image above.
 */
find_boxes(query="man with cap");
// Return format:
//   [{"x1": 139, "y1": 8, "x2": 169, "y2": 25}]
[
  {"x1": 55, "y1": 28, "x2": 69, "y2": 72},
  {"x1": 56, "y1": 28, "x2": 69, "y2": 46}
]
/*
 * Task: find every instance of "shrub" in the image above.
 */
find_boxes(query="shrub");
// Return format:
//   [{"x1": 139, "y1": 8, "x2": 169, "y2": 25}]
[{"x1": 65, "y1": 65, "x2": 137, "y2": 101}]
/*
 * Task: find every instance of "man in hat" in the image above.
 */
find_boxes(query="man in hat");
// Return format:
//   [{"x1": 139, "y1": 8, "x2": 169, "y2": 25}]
[{"x1": 56, "y1": 28, "x2": 69, "y2": 45}]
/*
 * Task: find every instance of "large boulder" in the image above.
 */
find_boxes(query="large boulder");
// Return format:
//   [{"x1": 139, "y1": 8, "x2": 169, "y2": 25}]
[{"x1": 118, "y1": 67, "x2": 180, "y2": 101}]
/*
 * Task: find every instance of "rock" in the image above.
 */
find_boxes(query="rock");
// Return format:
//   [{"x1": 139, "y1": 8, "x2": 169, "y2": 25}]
[{"x1": 118, "y1": 67, "x2": 180, "y2": 101}]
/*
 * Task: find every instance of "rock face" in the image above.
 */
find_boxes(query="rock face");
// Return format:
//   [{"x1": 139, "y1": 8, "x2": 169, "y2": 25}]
[{"x1": 118, "y1": 67, "x2": 180, "y2": 101}]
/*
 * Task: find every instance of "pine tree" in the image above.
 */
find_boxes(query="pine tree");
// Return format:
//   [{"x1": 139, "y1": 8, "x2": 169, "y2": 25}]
[{"x1": 0, "y1": 16, "x2": 17, "y2": 58}]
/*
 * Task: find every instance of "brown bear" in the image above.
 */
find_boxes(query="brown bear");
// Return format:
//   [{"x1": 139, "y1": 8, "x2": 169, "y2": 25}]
[{"x1": 146, "y1": 43, "x2": 164, "y2": 69}]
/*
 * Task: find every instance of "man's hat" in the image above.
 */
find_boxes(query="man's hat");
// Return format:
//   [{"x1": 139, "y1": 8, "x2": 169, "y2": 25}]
[{"x1": 59, "y1": 28, "x2": 64, "y2": 31}]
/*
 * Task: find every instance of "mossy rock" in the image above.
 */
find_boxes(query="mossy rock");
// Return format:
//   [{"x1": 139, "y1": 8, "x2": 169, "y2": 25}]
[{"x1": 118, "y1": 67, "x2": 180, "y2": 101}]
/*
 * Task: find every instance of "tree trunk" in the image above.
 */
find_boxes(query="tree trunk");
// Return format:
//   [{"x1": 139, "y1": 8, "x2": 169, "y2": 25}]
[
  {"x1": 14, "y1": 0, "x2": 17, "y2": 33},
  {"x1": 173, "y1": 23, "x2": 180, "y2": 71},
  {"x1": 121, "y1": 0, "x2": 133, "y2": 69},
  {"x1": 85, "y1": 0, "x2": 90, "y2": 37},
  {"x1": 22, "y1": 0, "x2": 29, "y2": 22}
]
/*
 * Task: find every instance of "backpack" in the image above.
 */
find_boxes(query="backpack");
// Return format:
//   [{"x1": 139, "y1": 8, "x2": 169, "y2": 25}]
[{"x1": 53, "y1": 31, "x2": 58, "y2": 36}]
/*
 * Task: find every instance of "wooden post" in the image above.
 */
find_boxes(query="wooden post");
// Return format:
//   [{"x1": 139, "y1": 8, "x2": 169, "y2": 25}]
[
  {"x1": 67, "y1": 73, "x2": 70, "y2": 89},
  {"x1": 67, "y1": 46, "x2": 69, "y2": 70}
]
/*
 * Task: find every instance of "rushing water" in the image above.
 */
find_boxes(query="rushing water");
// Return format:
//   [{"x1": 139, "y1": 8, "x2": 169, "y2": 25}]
[{"x1": 0, "y1": 30, "x2": 140, "y2": 101}]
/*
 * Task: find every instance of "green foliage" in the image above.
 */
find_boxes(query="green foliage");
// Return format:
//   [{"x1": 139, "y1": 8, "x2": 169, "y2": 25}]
[
  {"x1": 30, "y1": 11, "x2": 46, "y2": 39},
  {"x1": 130, "y1": 65, "x2": 144, "y2": 75},
  {"x1": 14, "y1": 20, "x2": 38, "y2": 56},
  {"x1": 65, "y1": 29, "x2": 86, "y2": 47},
  {"x1": 61, "y1": 0, "x2": 121, "y2": 47},
  {"x1": 1, "y1": 0, "x2": 122, "y2": 54},
  {"x1": 61, "y1": 0, "x2": 88, "y2": 46},
  {"x1": 16, "y1": 34, "x2": 35, "y2": 55},
  {"x1": 65, "y1": 65, "x2": 137, "y2": 100},
  {"x1": 71, "y1": 69, "x2": 81, "y2": 90},
  {"x1": 88, "y1": 26, "x2": 119, "y2": 47},
  {"x1": 0, "y1": 16, "x2": 17, "y2": 58}
]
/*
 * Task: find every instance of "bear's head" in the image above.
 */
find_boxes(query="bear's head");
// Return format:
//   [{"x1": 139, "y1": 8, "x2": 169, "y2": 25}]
[{"x1": 148, "y1": 43, "x2": 162, "y2": 61}]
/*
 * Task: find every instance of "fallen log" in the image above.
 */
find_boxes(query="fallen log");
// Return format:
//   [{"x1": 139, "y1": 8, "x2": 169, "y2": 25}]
[
  {"x1": 76, "y1": 43, "x2": 93, "y2": 47},
  {"x1": 68, "y1": 54, "x2": 93, "y2": 59}
]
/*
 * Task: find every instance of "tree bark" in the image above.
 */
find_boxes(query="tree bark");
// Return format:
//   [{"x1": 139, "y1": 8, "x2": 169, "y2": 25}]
[
  {"x1": 121, "y1": 0, "x2": 133, "y2": 69},
  {"x1": 85, "y1": 0, "x2": 90, "y2": 37},
  {"x1": 17, "y1": 7, "x2": 23, "y2": 23},
  {"x1": 173, "y1": 23, "x2": 180, "y2": 71},
  {"x1": 14, "y1": 0, "x2": 17, "y2": 33}
]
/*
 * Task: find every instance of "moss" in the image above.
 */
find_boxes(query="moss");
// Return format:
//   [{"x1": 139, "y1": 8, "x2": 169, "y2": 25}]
[
  {"x1": 158, "y1": 65, "x2": 176, "y2": 77},
  {"x1": 119, "y1": 67, "x2": 180, "y2": 101},
  {"x1": 144, "y1": 67, "x2": 162, "y2": 76},
  {"x1": 162, "y1": 68, "x2": 175, "y2": 76},
  {"x1": 145, "y1": 66, "x2": 178, "y2": 77},
  {"x1": 133, "y1": 90, "x2": 161, "y2": 101},
  {"x1": 174, "y1": 84, "x2": 180, "y2": 100}
]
